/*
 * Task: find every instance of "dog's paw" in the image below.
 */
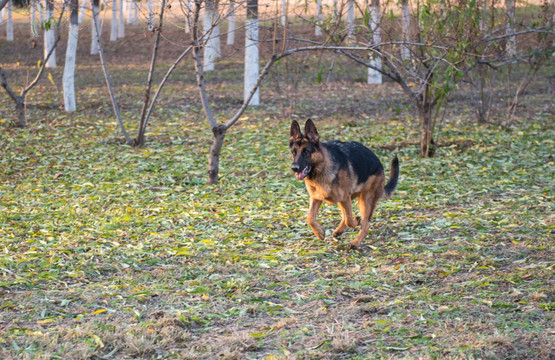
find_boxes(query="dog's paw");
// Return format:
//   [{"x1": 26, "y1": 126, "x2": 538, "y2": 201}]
[
  {"x1": 332, "y1": 230, "x2": 344, "y2": 238},
  {"x1": 314, "y1": 229, "x2": 326, "y2": 240},
  {"x1": 347, "y1": 242, "x2": 361, "y2": 251}
]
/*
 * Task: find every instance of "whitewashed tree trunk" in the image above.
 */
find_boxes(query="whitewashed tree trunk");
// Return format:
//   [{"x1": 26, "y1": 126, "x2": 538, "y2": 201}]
[
  {"x1": 0, "y1": 8, "x2": 4, "y2": 26},
  {"x1": 131, "y1": 0, "x2": 138, "y2": 25},
  {"x1": 126, "y1": 0, "x2": 132, "y2": 23},
  {"x1": 110, "y1": 0, "x2": 118, "y2": 40},
  {"x1": 78, "y1": 0, "x2": 87, "y2": 24},
  {"x1": 118, "y1": 0, "x2": 124, "y2": 37},
  {"x1": 44, "y1": 0, "x2": 56, "y2": 67},
  {"x1": 37, "y1": 0, "x2": 44, "y2": 22},
  {"x1": 6, "y1": 0, "x2": 13, "y2": 41},
  {"x1": 91, "y1": 0, "x2": 99, "y2": 54},
  {"x1": 367, "y1": 0, "x2": 382, "y2": 84},
  {"x1": 505, "y1": 0, "x2": 516, "y2": 56},
  {"x1": 281, "y1": 0, "x2": 286, "y2": 26},
  {"x1": 315, "y1": 0, "x2": 322, "y2": 36},
  {"x1": 401, "y1": 0, "x2": 410, "y2": 60},
  {"x1": 30, "y1": 0, "x2": 40, "y2": 38},
  {"x1": 203, "y1": 0, "x2": 217, "y2": 71},
  {"x1": 226, "y1": 0, "x2": 235, "y2": 45},
  {"x1": 244, "y1": 0, "x2": 259, "y2": 105},
  {"x1": 347, "y1": 0, "x2": 355, "y2": 37},
  {"x1": 63, "y1": 0, "x2": 79, "y2": 111},
  {"x1": 184, "y1": 0, "x2": 191, "y2": 33},
  {"x1": 148, "y1": 0, "x2": 153, "y2": 30}
]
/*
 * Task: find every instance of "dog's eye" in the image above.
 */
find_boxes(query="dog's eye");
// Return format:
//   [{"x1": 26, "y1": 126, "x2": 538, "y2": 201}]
[
  {"x1": 292, "y1": 149, "x2": 297, "y2": 156},
  {"x1": 302, "y1": 149, "x2": 308, "y2": 155}
]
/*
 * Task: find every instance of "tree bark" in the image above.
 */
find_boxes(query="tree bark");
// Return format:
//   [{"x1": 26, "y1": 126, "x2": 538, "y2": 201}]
[
  {"x1": 63, "y1": 0, "x2": 79, "y2": 112},
  {"x1": 6, "y1": 0, "x2": 12, "y2": 41},
  {"x1": 110, "y1": 0, "x2": 118, "y2": 41},
  {"x1": 418, "y1": 102, "x2": 433, "y2": 157},
  {"x1": 401, "y1": 0, "x2": 410, "y2": 60},
  {"x1": 346, "y1": 0, "x2": 355, "y2": 38},
  {"x1": 281, "y1": 0, "x2": 286, "y2": 26},
  {"x1": 203, "y1": 0, "x2": 218, "y2": 71},
  {"x1": 367, "y1": 0, "x2": 382, "y2": 84},
  {"x1": 208, "y1": 125, "x2": 227, "y2": 185},
  {"x1": 118, "y1": 0, "x2": 124, "y2": 38},
  {"x1": 315, "y1": 0, "x2": 322, "y2": 36},
  {"x1": 78, "y1": 0, "x2": 86, "y2": 24},
  {"x1": 90, "y1": 0, "x2": 99, "y2": 54},
  {"x1": 505, "y1": 0, "x2": 516, "y2": 56},
  {"x1": 226, "y1": 0, "x2": 235, "y2": 45},
  {"x1": 244, "y1": 0, "x2": 259, "y2": 105},
  {"x1": 44, "y1": 0, "x2": 57, "y2": 67}
]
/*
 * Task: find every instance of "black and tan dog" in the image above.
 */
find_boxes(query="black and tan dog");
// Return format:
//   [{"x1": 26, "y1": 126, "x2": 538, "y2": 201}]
[{"x1": 290, "y1": 119, "x2": 399, "y2": 249}]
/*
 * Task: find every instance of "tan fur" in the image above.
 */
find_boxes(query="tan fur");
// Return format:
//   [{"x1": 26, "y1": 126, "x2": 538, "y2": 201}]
[{"x1": 299, "y1": 145, "x2": 386, "y2": 248}]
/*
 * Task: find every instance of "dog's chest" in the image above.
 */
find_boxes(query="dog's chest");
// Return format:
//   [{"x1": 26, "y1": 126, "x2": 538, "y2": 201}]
[{"x1": 305, "y1": 179, "x2": 345, "y2": 204}]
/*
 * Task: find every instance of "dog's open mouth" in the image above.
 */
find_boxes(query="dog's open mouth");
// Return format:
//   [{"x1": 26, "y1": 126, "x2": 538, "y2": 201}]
[{"x1": 295, "y1": 166, "x2": 311, "y2": 180}]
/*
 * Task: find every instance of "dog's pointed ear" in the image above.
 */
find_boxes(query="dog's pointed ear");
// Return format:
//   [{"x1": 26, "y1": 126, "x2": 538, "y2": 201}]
[
  {"x1": 290, "y1": 120, "x2": 302, "y2": 143},
  {"x1": 305, "y1": 119, "x2": 319, "y2": 144}
]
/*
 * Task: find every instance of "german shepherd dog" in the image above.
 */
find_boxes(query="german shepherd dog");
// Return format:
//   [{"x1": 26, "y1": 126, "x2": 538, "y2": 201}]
[{"x1": 290, "y1": 119, "x2": 399, "y2": 249}]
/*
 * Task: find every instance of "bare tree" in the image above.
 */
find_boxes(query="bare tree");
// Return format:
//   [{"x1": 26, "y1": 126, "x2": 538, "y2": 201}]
[{"x1": 1, "y1": 5, "x2": 65, "y2": 127}]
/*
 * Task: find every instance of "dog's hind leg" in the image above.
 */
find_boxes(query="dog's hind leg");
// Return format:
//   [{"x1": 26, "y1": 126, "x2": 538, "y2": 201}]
[
  {"x1": 349, "y1": 182, "x2": 383, "y2": 249},
  {"x1": 307, "y1": 198, "x2": 325, "y2": 240}
]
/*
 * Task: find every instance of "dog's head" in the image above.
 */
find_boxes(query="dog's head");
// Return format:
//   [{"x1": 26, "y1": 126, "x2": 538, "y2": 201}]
[{"x1": 289, "y1": 119, "x2": 321, "y2": 180}]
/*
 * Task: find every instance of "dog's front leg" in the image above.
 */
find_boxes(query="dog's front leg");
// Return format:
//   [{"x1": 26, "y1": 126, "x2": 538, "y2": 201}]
[{"x1": 307, "y1": 198, "x2": 325, "y2": 239}]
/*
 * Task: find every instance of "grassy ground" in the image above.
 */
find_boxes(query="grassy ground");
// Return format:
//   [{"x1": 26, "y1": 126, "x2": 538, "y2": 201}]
[{"x1": 1, "y1": 16, "x2": 554, "y2": 359}]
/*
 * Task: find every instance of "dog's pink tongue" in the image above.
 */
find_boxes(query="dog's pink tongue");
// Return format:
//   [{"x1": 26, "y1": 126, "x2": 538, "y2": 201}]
[{"x1": 295, "y1": 172, "x2": 305, "y2": 180}]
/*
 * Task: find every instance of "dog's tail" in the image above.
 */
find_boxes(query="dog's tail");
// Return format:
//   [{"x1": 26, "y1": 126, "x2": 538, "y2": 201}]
[{"x1": 383, "y1": 155, "x2": 399, "y2": 199}]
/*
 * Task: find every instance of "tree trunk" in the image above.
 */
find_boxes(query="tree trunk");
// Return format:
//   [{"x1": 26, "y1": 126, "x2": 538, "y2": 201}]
[
  {"x1": 315, "y1": 0, "x2": 322, "y2": 36},
  {"x1": 245, "y1": 0, "x2": 259, "y2": 105},
  {"x1": 118, "y1": 0, "x2": 124, "y2": 38},
  {"x1": 30, "y1": 0, "x2": 39, "y2": 38},
  {"x1": 347, "y1": 0, "x2": 355, "y2": 38},
  {"x1": 203, "y1": 0, "x2": 218, "y2": 71},
  {"x1": 15, "y1": 98, "x2": 25, "y2": 127},
  {"x1": 44, "y1": 0, "x2": 56, "y2": 66},
  {"x1": 78, "y1": 0, "x2": 86, "y2": 24},
  {"x1": 132, "y1": 0, "x2": 138, "y2": 25},
  {"x1": 505, "y1": 0, "x2": 516, "y2": 56},
  {"x1": 91, "y1": 0, "x2": 99, "y2": 54},
  {"x1": 367, "y1": 0, "x2": 382, "y2": 84},
  {"x1": 110, "y1": 0, "x2": 118, "y2": 41},
  {"x1": 37, "y1": 0, "x2": 43, "y2": 22},
  {"x1": 0, "y1": 7, "x2": 4, "y2": 25},
  {"x1": 63, "y1": 0, "x2": 79, "y2": 112},
  {"x1": 418, "y1": 102, "x2": 434, "y2": 157},
  {"x1": 401, "y1": 0, "x2": 410, "y2": 60},
  {"x1": 148, "y1": 0, "x2": 153, "y2": 30},
  {"x1": 126, "y1": 0, "x2": 132, "y2": 23},
  {"x1": 281, "y1": 0, "x2": 286, "y2": 26},
  {"x1": 208, "y1": 125, "x2": 227, "y2": 185},
  {"x1": 6, "y1": 0, "x2": 13, "y2": 41},
  {"x1": 226, "y1": 0, "x2": 235, "y2": 45},
  {"x1": 476, "y1": 63, "x2": 493, "y2": 124}
]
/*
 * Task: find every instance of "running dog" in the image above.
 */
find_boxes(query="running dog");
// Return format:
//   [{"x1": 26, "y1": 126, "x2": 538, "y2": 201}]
[{"x1": 290, "y1": 119, "x2": 399, "y2": 249}]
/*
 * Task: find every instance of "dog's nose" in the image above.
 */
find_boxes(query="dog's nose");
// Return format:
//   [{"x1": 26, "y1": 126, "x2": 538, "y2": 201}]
[{"x1": 291, "y1": 164, "x2": 300, "y2": 172}]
